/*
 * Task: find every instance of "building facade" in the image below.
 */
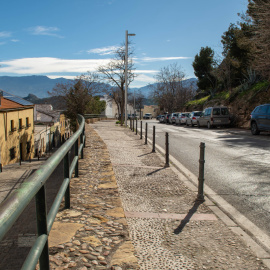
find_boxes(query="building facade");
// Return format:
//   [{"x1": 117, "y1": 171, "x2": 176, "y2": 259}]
[{"x1": 0, "y1": 90, "x2": 35, "y2": 166}]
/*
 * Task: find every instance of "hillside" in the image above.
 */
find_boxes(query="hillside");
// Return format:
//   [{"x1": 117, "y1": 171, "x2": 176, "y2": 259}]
[
  {"x1": 0, "y1": 76, "x2": 71, "y2": 98},
  {"x1": 185, "y1": 81, "x2": 270, "y2": 128}
]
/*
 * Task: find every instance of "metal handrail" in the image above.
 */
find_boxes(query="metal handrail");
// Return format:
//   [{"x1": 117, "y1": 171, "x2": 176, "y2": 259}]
[
  {"x1": 0, "y1": 114, "x2": 85, "y2": 270},
  {"x1": 84, "y1": 114, "x2": 107, "y2": 119}
]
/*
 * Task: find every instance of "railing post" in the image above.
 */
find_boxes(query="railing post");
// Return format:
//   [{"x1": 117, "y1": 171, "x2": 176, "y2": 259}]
[
  {"x1": 0, "y1": 163, "x2": 2, "y2": 172},
  {"x1": 165, "y1": 132, "x2": 169, "y2": 167},
  {"x1": 130, "y1": 118, "x2": 132, "y2": 130},
  {"x1": 35, "y1": 186, "x2": 50, "y2": 270},
  {"x1": 133, "y1": 118, "x2": 135, "y2": 132},
  {"x1": 136, "y1": 119, "x2": 138, "y2": 135},
  {"x1": 152, "y1": 126, "x2": 156, "y2": 153},
  {"x1": 75, "y1": 139, "x2": 79, "y2": 177},
  {"x1": 83, "y1": 125, "x2": 85, "y2": 148},
  {"x1": 197, "y1": 142, "x2": 205, "y2": 201},
  {"x1": 140, "y1": 121, "x2": 142, "y2": 139},
  {"x1": 80, "y1": 132, "x2": 84, "y2": 159},
  {"x1": 64, "y1": 152, "x2": 70, "y2": 209},
  {"x1": 145, "y1": 122, "x2": 148, "y2": 144}
]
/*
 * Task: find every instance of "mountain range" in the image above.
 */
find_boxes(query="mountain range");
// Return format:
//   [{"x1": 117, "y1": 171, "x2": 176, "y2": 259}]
[{"x1": 0, "y1": 75, "x2": 197, "y2": 99}]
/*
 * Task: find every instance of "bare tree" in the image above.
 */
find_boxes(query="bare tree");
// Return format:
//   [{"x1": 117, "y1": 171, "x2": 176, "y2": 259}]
[
  {"x1": 152, "y1": 63, "x2": 194, "y2": 113},
  {"x1": 98, "y1": 44, "x2": 136, "y2": 125},
  {"x1": 48, "y1": 72, "x2": 105, "y2": 131},
  {"x1": 128, "y1": 89, "x2": 146, "y2": 119}
]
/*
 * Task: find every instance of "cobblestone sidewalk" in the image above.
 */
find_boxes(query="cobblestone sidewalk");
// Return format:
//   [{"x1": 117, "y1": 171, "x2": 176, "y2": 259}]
[
  {"x1": 92, "y1": 121, "x2": 268, "y2": 270},
  {"x1": 46, "y1": 124, "x2": 139, "y2": 270}
]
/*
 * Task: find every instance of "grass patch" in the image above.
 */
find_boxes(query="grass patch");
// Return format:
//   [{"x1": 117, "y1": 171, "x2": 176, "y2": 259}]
[
  {"x1": 214, "y1": 91, "x2": 230, "y2": 100},
  {"x1": 185, "y1": 95, "x2": 210, "y2": 106},
  {"x1": 239, "y1": 81, "x2": 269, "y2": 97}
]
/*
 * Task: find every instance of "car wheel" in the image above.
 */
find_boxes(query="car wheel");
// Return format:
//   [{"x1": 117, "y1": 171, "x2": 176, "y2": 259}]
[
  {"x1": 186, "y1": 121, "x2": 189, "y2": 126},
  {"x1": 251, "y1": 122, "x2": 260, "y2": 135},
  {"x1": 191, "y1": 121, "x2": 194, "y2": 127},
  {"x1": 207, "y1": 122, "x2": 212, "y2": 129},
  {"x1": 197, "y1": 121, "x2": 200, "y2": 128}
]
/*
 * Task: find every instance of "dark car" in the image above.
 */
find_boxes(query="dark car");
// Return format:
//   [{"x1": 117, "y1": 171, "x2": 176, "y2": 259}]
[
  {"x1": 165, "y1": 113, "x2": 171, "y2": 124},
  {"x1": 250, "y1": 104, "x2": 270, "y2": 135}
]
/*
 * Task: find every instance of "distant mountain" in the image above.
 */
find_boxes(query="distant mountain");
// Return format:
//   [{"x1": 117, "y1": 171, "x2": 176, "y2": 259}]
[
  {"x1": 0, "y1": 75, "x2": 71, "y2": 98},
  {"x1": 0, "y1": 75, "x2": 197, "y2": 102}
]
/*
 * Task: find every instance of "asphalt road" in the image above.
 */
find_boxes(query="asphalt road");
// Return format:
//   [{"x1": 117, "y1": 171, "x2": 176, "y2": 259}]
[{"x1": 140, "y1": 119, "x2": 270, "y2": 237}]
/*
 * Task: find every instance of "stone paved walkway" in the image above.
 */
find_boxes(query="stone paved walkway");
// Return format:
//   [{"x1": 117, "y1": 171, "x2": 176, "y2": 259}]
[
  {"x1": 46, "y1": 123, "x2": 139, "y2": 270},
  {"x1": 92, "y1": 120, "x2": 267, "y2": 270}
]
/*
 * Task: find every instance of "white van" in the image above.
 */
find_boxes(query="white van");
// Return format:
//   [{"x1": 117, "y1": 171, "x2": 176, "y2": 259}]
[{"x1": 197, "y1": 106, "x2": 230, "y2": 128}]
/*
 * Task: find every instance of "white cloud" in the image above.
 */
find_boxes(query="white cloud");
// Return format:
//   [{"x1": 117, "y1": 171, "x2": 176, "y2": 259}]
[
  {"x1": 47, "y1": 75, "x2": 78, "y2": 80},
  {"x1": 27, "y1": 26, "x2": 63, "y2": 38},
  {"x1": 0, "y1": 31, "x2": 12, "y2": 38},
  {"x1": 140, "y1": 56, "x2": 191, "y2": 62},
  {"x1": 133, "y1": 70, "x2": 158, "y2": 74},
  {"x1": 87, "y1": 45, "x2": 119, "y2": 55},
  {"x1": 11, "y1": 39, "x2": 19, "y2": 42},
  {"x1": 0, "y1": 57, "x2": 111, "y2": 74}
]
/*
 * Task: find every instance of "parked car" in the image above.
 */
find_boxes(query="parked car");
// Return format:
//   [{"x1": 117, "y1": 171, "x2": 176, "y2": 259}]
[
  {"x1": 164, "y1": 113, "x2": 171, "y2": 124},
  {"x1": 169, "y1": 112, "x2": 180, "y2": 124},
  {"x1": 156, "y1": 115, "x2": 162, "y2": 121},
  {"x1": 159, "y1": 115, "x2": 165, "y2": 123},
  {"x1": 176, "y1": 112, "x2": 190, "y2": 125},
  {"x1": 197, "y1": 106, "x2": 230, "y2": 128},
  {"x1": 128, "y1": 114, "x2": 137, "y2": 120},
  {"x1": 186, "y1": 111, "x2": 202, "y2": 127},
  {"x1": 143, "y1": 113, "x2": 152, "y2": 119},
  {"x1": 250, "y1": 104, "x2": 270, "y2": 135}
]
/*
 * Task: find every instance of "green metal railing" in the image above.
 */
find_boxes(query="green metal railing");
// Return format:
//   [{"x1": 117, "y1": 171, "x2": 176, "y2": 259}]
[
  {"x1": 84, "y1": 114, "x2": 107, "y2": 119},
  {"x1": 0, "y1": 115, "x2": 85, "y2": 270}
]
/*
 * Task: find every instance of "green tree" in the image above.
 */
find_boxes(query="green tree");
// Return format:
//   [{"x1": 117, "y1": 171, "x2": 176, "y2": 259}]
[
  {"x1": 246, "y1": 0, "x2": 270, "y2": 80},
  {"x1": 49, "y1": 72, "x2": 105, "y2": 131},
  {"x1": 221, "y1": 23, "x2": 253, "y2": 86},
  {"x1": 192, "y1": 47, "x2": 218, "y2": 97}
]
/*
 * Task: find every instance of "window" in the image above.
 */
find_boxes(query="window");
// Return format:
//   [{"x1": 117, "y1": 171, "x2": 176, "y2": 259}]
[
  {"x1": 205, "y1": 109, "x2": 211, "y2": 116},
  {"x1": 221, "y1": 108, "x2": 229, "y2": 115},
  {"x1": 27, "y1": 141, "x2": 31, "y2": 154},
  {"x1": 213, "y1": 108, "x2": 220, "y2": 116},
  {"x1": 10, "y1": 147, "x2": 15, "y2": 160},
  {"x1": 26, "y1": 117, "x2": 30, "y2": 127},
  {"x1": 19, "y1": 118, "x2": 23, "y2": 129},
  {"x1": 10, "y1": 120, "x2": 15, "y2": 132},
  {"x1": 267, "y1": 105, "x2": 270, "y2": 115},
  {"x1": 258, "y1": 105, "x2": 268, "y2": 114}
]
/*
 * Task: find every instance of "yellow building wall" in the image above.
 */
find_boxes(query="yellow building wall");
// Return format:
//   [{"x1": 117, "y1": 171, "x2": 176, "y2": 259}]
[{"x1": 0, "y1": 108, "x2": 35, "y2": 166}]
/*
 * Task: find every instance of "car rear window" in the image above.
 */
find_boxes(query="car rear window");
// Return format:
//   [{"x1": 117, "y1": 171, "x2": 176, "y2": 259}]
[
  {"x1": 194, "y1": 112, "x2": 201, "y2": 116},
  {"x1": 258, "y1": 105, "x2": 268, "y2": 114},
  {"x1": 221, "y1": 108, "x2": 229, "y2": 115},
  {"x1": 213, "y1": 108, "x2": 220, "y2": 115}
]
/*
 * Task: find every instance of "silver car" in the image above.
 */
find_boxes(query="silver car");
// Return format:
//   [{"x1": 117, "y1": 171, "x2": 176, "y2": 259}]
[
  {"x1": 186, "y1": 111, "x2": 202, "y2": 127},
  {"x1": 176, "y1": 112, "x2": 190, "y2": 125},
  {"x1": 169, "y1": 112, "x2": 180, "y2": 124},
  {"x1": 159, "y1": 115, "x2": 165, "y2": 123},
  {"x1": 197, "y1": 106, "x2": 230, "y2": 128}
]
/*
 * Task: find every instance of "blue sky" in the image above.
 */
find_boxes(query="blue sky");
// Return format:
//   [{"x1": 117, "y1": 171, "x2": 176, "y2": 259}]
[{"x1": 0, "y1": 0, "x2": 248, "y2": 88}]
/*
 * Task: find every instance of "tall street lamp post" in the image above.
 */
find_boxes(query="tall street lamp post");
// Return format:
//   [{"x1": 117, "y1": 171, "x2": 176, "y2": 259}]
[{"x1": 125, "y1": 30, "x2": 135, "y2": 127}]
